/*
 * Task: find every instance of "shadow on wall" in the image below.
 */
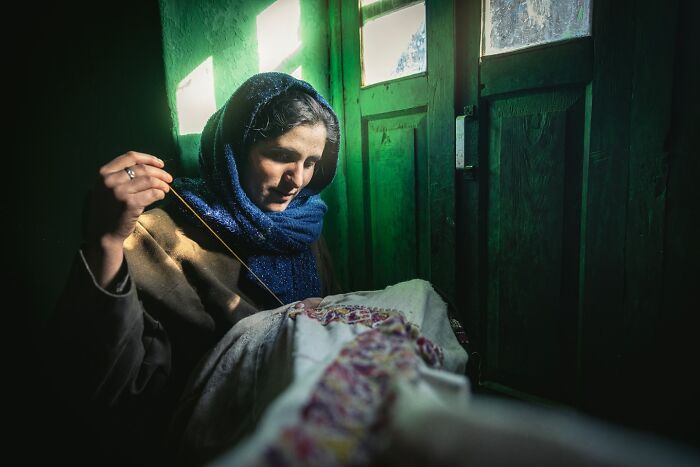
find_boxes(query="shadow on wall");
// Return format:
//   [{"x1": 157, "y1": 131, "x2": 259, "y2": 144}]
[{"x1": 7, "y1": 1, "x2": 174, "y2": 463}]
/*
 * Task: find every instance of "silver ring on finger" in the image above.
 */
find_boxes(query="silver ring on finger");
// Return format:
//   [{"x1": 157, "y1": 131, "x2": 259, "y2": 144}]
[{"x1": 124, "y1": 166, "x2": 136, "y2": 180}]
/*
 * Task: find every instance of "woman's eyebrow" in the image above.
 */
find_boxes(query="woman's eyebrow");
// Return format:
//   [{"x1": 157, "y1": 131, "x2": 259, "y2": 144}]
[
  {"x1": 268, "y1": 146, "x2": 300, "y2": 156},
  {"x1": 269, "y1": 147, "x2": 323, "y2": 160}
]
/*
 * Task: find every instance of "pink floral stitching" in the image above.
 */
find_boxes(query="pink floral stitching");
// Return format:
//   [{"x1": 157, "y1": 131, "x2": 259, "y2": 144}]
[{"x1": 260, "y1": 306, "x2": 446, "y2": 465}]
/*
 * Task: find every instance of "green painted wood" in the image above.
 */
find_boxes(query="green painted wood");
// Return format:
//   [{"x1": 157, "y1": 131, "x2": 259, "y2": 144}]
[
  {"x1": 620, "y1": 0, "x2": 676, "y2": 376},
  {"x1": 622, "y1": 0, "x2": 677, "y2": 361},
  {"x1": 426, "y1": 0, "x2": 457, "y2": 299},
  {"x1": 578, "y1": 0, "x2": 635, "y2": 415},
  {"x1": 484, "y1": 90, "x2": 584, "y2": 401},
  {"x1": 617, "y1": 0, "x2": 681, "y2": 436},
  {"x1": 368, "y1": 114, "x2": 429, "y2": 287},
  {"x1": 459, "y1": 0, "x2": 698, "y2": 442},
  {"x1": 338, "y1": 0, "x2": 455, "y2": 294},
  {"x1": 455, "y1": 0, "x2": 483, "y2": 349},
  {"x1": 325, "y1": 0, "x2": 350, "y2": 290},
  {"x1": 480, "y1": 38, "x2": 593, "y2": 97},
  {"x1": 359, "y1": 78, "x2": 428, "y2": 115},
  {"x1": 338, "y1": 0, "x2": 370, "y2": 290},
  {"x1": 460, "y1": 0, "x2": 591, "y2": 404},
  {"x1": 361, "y1": 0, "x2": 422, "y2": 22}
]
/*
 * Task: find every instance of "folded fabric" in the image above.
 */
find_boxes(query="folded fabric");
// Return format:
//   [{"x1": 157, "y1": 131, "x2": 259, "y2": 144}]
[
  {"x1": 172, "y1": 279, "x2": 699, "y2": 467},
  {"x1": 169, "y1": 279, "x2": 468, "y2": 466}
]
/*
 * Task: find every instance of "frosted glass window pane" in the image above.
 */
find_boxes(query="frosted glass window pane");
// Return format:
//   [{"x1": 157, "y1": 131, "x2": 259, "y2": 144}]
[
  {"x1": 361, "y1": 2, "x2": 426, "y2": 86},
  {"x1": 483, "y1": 0, "x2": 592, "y2": 56}
]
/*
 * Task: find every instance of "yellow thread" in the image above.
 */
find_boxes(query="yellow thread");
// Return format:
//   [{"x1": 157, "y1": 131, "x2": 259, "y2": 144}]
[{"x1": 168, "y1": 185, "x2": 284, "y2": 307}]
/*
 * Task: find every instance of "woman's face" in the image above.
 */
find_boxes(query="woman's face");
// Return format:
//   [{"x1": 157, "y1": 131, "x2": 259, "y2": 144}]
[{"x1": 242, "y1": 123, "x2": 327, "y2": 212}]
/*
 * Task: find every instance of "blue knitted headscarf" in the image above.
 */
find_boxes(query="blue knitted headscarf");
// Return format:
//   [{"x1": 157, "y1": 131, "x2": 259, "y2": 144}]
[{"x1": 172, "y1": 72, "x2": 339, "y2": 307}]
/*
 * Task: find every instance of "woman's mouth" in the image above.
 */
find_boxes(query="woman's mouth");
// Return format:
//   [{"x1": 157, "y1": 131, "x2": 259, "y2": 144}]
[{"x1": 272, "y1": 189, "x2": 296, "y2": 200}]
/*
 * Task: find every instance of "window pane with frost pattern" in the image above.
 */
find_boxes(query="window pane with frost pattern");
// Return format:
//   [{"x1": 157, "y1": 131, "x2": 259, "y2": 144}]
[{"x1": 483, "y1": 0, "x2": 592, "y2": 56}]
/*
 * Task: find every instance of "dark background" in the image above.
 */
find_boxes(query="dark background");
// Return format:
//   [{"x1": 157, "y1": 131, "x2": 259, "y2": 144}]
[{"x1": 7, "y1": 2, "x2": 174, "y2": 464}]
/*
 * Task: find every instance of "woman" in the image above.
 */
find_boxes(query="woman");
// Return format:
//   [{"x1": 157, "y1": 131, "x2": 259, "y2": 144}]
[{"x1": 47, "y1": 72, "x2": 341, "y2": 466}]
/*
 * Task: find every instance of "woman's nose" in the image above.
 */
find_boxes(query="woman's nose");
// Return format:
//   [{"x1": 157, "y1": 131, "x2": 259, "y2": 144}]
[{"x1": 285, "y1": 162, "x2": 305, "y2": 188}]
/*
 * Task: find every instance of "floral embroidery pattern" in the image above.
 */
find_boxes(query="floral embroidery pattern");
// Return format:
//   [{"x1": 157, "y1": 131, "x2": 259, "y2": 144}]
[
  {"x1": 258, "y1": 305, "x2": 445, "y2": 466},
  {"x1": 288, "y1": 304, "x2": 396, "y2": 328}
]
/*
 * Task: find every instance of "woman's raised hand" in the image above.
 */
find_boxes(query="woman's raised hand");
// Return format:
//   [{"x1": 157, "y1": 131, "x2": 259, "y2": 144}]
[{"x1": 84, "y1": 151, "x2": 172, "y2": 288}]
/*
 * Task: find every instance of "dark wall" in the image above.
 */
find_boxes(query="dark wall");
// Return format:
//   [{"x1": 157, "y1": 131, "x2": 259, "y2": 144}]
[
  {"x1": 579, "y1": 0, "x2": 699, "y2": 448},
  {"x1": 584, "y1": 0, "x2": 699, "y2": 447},
  {"x1": 7, "y1": 1, "x2": 174, "y2": 463},
  {"x1": 9, "y1": 2, "x2": 175, "y2": 323},
  {"x1": 643, "y1": 0, "x2": 700, "y2": 445}
]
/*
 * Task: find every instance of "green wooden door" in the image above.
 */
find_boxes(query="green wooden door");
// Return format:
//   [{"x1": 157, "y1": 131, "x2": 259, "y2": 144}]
[
  {"x1": 453, "y1": 0, "x2": 695, "y2": 439},
  {"x1": 458, "y1": 0, "x2": 593, "y2": 404},
  {"x1": 336, "y1": 0, "x2": 456, "y2": 296}
]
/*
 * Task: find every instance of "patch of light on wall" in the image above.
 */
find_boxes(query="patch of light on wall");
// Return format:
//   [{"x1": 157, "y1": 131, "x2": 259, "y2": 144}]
[
  {"x1": 291, "y1": 66, "x2": 302, "y2": 79},
  {"x1": 176, "y1": 56, "x2": 217, "y2": 135},
  {"x1": 257, "y1": 0, "x2": 301, "y2": 72}
]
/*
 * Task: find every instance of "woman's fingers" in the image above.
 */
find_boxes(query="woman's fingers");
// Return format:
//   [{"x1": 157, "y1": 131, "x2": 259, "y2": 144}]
[
  {"x1": 129, "y1": 188, "x2": 167, "y2": 207},
  {"x1": 110, "y1": 175, "x2": 170, "y2": 216},
  {"x1": 91, "y1": 153, "x2": 173, "y2": 238},
  {"x1": 99, "y1": 151, "x2": 164, "y2": 175},
  {"x1": 124, "y1": 163, "x2": 173, "y2": 184},
  {"x1": 117, "y1": 175, "x2": 170, "y2": 197},
  {"x1": 104, "y1": 164, "x2": 173, "y2": 189}
]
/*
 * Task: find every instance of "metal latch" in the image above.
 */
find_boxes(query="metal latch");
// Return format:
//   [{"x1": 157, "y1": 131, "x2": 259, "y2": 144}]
[{"x1": 456, "y1": 105, "x2": 478, "y2": 179}]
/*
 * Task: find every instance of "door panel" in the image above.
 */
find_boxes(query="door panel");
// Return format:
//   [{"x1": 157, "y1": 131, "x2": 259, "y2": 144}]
[
  {"x1": 456, "y1": 0, "x2": 593, "y2": 404},
  {"x1": 454, "y1": 0, "x2": 686, "y2": 431},
  {"x1": 368, "y1": 113, "x2": 428, "y2": 288},
  {"x1": 485, "y1": 90, "x2": 585, "y2": 401}
]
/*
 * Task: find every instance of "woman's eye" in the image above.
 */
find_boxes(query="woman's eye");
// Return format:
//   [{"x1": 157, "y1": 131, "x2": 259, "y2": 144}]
[
  {"x1": 304, "y1": 160, "x2": 317, "y2": 169},
  {"x1": 269, "y1": 153, "x2": 293, "y2": 163}
]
